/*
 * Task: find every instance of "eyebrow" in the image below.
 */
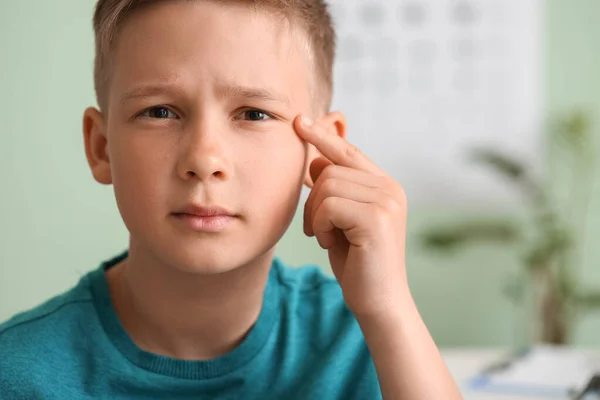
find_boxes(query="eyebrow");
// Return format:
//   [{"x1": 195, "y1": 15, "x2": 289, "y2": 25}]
[
  {"x1": 120, "y1": 85, "x2": 173, "y2": 104},
  {"x1": 218, "y1": 84, "x2": 290, "y2": 106},
  {"x1": 119, "y1": 83, "x2": 290, "y2": 106}
]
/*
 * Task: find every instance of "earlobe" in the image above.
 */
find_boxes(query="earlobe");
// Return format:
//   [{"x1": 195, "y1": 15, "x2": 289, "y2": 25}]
[{"x1": 82, "y1": 107, "x2": 112, "y2": 185}]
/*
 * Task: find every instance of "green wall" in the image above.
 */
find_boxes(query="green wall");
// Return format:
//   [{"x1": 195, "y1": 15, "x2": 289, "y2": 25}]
[
  {"x1": 543, "y1": 0, "x2": 600, "y2": 345},
  {"x1": 1, "y1": 0, "x2": 599, "y2": 346}
]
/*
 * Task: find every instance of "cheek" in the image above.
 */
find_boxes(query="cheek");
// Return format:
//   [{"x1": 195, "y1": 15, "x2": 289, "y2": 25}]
[
  {"x1": 109, "y1": 132, "x2": 172, "y2": 216},
  {"x1": 239, "y1": 134, "x2": 306, "y2": 189},
  {"x1": 237, "y1": 136, "x2": 306, "y2": 230}
]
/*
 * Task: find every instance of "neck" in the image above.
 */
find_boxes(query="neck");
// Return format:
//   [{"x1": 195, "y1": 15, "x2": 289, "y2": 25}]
[{"x1": 106, "y1": 239, "x2": 275, "y2": 360}]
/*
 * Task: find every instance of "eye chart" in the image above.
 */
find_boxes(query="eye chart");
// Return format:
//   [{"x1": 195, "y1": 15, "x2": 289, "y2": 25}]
[{"x1": 327, "y1": 0, "x2": 543, "y2": 208}]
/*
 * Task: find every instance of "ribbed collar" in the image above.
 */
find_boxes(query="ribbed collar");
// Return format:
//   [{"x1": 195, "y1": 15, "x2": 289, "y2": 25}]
[{"x1": 88, "y1": 251, "x2": 280, "y2": 379}]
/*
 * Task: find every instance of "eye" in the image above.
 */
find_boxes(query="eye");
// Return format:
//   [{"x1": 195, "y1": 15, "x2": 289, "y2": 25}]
[
  {"x1": 235, "y1": 109, "x2": 274, "y2": 122},
  {"x1": 137, "y1": 106, "x2": 179, "y2": 120}
]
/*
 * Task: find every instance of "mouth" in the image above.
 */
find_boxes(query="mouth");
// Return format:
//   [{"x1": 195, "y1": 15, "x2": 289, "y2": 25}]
[{"x1": 172, "y1": 205, "x2": 238, "y2": 233}]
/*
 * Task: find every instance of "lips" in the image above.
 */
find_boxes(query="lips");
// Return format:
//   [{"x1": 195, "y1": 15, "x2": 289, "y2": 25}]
[
  {"x1": 172, "y1": 205, "x2": 237, "y2": 233},
  {"x1": 176, "y1": 205, "x2": 236, "y2": 218}
]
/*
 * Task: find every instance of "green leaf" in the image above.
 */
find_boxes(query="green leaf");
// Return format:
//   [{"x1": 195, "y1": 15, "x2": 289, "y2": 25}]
[
  {"x1": 556, "y1": 110, "x2": 591, "y2": 148},
  {"x1": 469, "y1": 149, "x2": 527, "y2": 180},
  {"x1": 421, "y1": 230, "x2": 465, "y2": 251},
  {"x1": 523, "y1": 228, "x2": 572, "y2": 272},
  {"x1": 573, "y1": 291, "x2": 600, "y2": 309},
  {"x1": 421, "y1": 220, "x2": 520, "y2": 252}
]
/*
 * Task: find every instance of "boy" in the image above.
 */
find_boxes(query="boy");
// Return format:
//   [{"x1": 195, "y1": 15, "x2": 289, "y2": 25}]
[{"x1": 0, "y1": 0, "x2": 461, "y2": 398}]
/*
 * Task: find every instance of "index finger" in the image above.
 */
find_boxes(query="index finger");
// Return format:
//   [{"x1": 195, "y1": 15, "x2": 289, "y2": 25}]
[{"x1": 294, "y1": 115, "x2": 383, "y2": 175}]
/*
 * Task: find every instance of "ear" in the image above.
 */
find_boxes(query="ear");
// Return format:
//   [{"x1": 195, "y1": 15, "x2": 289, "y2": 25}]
[
  {"x1": 83, "y1": 107, "x2": 112, "y2": 185},
  {"x1": 303, "y1": 111, "x2": 347, "y2": 188}
]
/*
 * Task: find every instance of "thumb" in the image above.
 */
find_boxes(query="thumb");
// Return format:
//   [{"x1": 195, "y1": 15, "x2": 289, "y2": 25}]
[{"x1": 309, "y1": 157, "x2": 333, "y2": 186}]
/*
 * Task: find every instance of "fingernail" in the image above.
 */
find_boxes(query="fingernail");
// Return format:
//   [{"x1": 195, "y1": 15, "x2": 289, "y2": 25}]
[{"x1": 300, "y1": 115, "x2": 313, "y2": 128}]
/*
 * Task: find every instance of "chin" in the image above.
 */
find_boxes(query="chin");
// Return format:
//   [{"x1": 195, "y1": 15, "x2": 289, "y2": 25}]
[
  {"x1": 166, "y1": 246, "x2": 246, "y2": 275},
  {"x1": 152, "y1": 235, "x2": 272, "y2": 277},
  {"x1": 128, "y1": 213, "x2": 284, "y2": 277}
]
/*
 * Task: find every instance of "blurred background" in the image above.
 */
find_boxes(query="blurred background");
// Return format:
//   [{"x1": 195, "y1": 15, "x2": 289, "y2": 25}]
[{"x1": 0, "y1": 0, "x2": 598, "y2": 349}]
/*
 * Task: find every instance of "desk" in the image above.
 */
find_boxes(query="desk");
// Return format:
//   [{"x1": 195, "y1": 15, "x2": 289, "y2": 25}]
[{"x1": 443, "y1": 349, "x2": 577, "y2": 400}]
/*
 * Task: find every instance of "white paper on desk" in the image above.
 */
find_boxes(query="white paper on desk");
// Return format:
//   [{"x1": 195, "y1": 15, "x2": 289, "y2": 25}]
[{"x1": 477, "y1": 346, "x2": 600, "y2": 395}]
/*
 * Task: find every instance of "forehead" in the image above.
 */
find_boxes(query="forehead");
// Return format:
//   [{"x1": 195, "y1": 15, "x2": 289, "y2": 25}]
[{"x1": 108, "y1": 1, "x2": 313, "y2": 107}]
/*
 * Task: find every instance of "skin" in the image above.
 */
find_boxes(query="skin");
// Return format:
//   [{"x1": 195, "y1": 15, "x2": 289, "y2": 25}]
[
  {"x1": 296, "y1": 117, "x2": 462, "y2": 399},
  {"x1": 83, "y1": 1, "x2": 462, "y2": 398}
]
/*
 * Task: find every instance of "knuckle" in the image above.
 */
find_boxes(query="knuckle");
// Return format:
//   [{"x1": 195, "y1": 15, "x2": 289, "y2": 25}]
[
  {"x1": 371, "y1": 205, "x2": 391, "y2": 226},
  {"x1": 343, "y1": 144, "x2": 360, "y2": 160},
  {"x1": 384, "y1": 175, "x2": 398, "y2": 188},
  {"x1": 383, "y1": 178, "x2": 407, "y2": 205},
  {"x1": 321, "y1": 196, "x2": 340, "y2": 213},
  {"x1": 381, "y1": 195, "x2": 399, "y2": 213},
  {"x1": 320, "y1": 178, "x2": 338, "y2": 195},
  {"x1": 320, "y1": 164, "x2": 337, "y2": 180},
  {"x1": 312, "y1": 167, "x2": 331, "y2": 187},
  {"x1": 396, "y1": 185, "x2": 408, "y2": 205}
]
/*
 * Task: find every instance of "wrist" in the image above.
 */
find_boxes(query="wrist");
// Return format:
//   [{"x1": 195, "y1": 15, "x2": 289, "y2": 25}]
[{"x1": 354, "y1": 289, "x2": 418, "y2": 332}]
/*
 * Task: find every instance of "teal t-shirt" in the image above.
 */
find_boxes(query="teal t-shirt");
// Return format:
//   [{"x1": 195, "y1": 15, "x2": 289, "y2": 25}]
[{"x1": 0, "y1": 252, "x2": 381, "y2": 399}]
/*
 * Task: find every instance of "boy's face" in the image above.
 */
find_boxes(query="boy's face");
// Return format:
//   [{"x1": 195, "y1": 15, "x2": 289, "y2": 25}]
[{"x1": 85, "y1": 1, "x2": 324, "y2": 273}]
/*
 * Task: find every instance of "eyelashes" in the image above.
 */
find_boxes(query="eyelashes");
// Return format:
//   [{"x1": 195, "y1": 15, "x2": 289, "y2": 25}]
[
  {"x1": 234, "y1": 109, "x2": 273, "y2": 122},
  {"x1": 135, "y1": 106, "x2": 276, "y2": 122},
  {"x1": 137, "y1": 106, "x2": 178, "y2": 120}
]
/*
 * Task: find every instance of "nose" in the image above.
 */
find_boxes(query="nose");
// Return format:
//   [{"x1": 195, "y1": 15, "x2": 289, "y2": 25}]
[{"x1": 176, "y1": 120, "x2": 232, "y2": 182}]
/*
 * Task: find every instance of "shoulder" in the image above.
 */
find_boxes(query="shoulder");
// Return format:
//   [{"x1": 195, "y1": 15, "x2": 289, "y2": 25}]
[
  {"x1": 273, "y1": 257, "x2": 346, "y2": 317},
  {"x1": 0, "y1": 274, "x2": 95, "y2": 396},
  {"x1": 272, "y1": 257, "x2": 363, "y2": 345},
  {"x1": 272, "y1": 259, "x2": 380, "y2": 398},
  {"x1": 0, "y1": 275, "x2": 92, "y2": 334},
  {"x1": 274, "y1": 257, "x2": 340, "y2": 294}
]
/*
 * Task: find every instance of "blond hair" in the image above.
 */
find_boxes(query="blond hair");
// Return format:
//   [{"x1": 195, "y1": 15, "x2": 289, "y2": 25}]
[{"x1": 92, "y1": 0, "x2": 336, "y2": 112}]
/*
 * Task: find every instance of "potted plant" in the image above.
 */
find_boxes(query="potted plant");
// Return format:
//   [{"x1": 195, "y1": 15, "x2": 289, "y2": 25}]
[{"x1": 421, "y1": 110, "x2": 599, "y2": 344}]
